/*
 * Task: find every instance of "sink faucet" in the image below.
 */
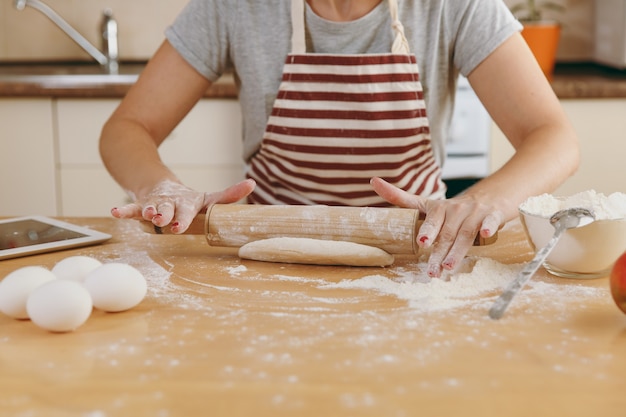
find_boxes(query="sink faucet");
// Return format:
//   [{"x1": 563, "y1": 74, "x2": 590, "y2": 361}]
[
  {"x1": 101, "y1": 8, "x2": 119, "y2": 74},
  {"x1": 14, "y1": 0, "x2": 119, "y2": 74}
]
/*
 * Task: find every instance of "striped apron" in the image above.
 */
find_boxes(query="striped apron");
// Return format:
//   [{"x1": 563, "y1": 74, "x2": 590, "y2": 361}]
[{"x1": 247, "y1": 0, "x2": 446, "y2": 206}]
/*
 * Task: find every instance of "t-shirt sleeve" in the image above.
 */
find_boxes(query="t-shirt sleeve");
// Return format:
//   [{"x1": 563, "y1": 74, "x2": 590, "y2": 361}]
[
  {"x1": 450, "y1": 0, "x2": 523, "y2": 77},
  {"x1": 164, "y1": 0, "x2": 233, "y2": 82}
]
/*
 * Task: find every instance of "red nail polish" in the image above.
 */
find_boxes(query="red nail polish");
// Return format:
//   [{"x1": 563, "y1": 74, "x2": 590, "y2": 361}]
[
  {"x1": 419, "y1": 236, "x2": 429, "y2": 244},
  {"x1": 172, "y1": 222, "x2": 180, "y2": 228}
]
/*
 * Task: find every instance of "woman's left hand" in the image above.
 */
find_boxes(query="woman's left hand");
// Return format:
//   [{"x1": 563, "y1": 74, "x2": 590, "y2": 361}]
[{"x1": 371, "y1": 177, "x2": 503, "y2": 277}]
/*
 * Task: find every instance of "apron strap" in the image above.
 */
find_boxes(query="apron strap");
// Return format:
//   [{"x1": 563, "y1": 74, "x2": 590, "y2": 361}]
[
  {"x1": 290, "y1": 0, "x2": 411, "y2": 54},
  {"x1": 389, "y1": 0, "x2": 410, "y2": 54},
  {"x1": 291, "y1": 0, "x2": 306, "y2": 54}
]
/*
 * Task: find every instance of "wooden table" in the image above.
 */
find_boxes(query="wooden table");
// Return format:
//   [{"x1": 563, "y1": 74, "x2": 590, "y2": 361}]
[{"x1": 0, "y1": 217, "x2": 624, "y2": 417}]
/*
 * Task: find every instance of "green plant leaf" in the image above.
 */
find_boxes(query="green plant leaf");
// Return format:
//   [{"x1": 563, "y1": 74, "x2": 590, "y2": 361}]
[{"x1": 509, "y1": 0, "x2": 564, "y2": 22}]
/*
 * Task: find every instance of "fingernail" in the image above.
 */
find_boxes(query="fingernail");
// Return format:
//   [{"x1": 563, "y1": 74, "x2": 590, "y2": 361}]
[
  {"x1": 418, "y1": 235, "x2": 430, "y2": 248},
  {"x1": 427, "y1": 264, "x2": 440, "y2": 278},
  {"x1": 443, "y1": 260, "x2": 455, "y2": 270}
]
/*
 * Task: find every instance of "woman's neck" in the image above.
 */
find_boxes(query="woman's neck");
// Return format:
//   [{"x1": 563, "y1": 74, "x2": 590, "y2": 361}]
[{"x1": 306, "y1": 0, "x2": 382, "y2": 22}]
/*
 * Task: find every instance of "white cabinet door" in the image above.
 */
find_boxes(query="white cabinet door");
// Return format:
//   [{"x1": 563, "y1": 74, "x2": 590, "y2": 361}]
[
  {"x1": 558, "y1": 99, "x2": 626, "y2": 195},
  {"x1": 56, "y1": 99, "x2": 244, "y2": 216},
  {"x1": 56, "y1": 99, "x2": 127, "y2": 216},
  {"x1": 0, "y1": 99, "x2": 57, "y2": 216},
  {"x1": 490, "y1": 99, "x2": 626, "y2": 196}
]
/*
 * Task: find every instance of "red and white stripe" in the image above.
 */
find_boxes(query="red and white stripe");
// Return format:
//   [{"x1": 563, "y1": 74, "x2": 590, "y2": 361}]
[{"x1": 247, "y1": 53, "x2": 446, "y2": 206}]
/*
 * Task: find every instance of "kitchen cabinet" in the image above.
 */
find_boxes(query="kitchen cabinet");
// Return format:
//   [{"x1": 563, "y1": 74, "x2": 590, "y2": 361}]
[
  {"x1": 0, "y1": 97, "x2": 245, "y2": 217},
  {"x1": 55, "y1": 99, "x2": 126, "y2": 217},
  {"x1": 0, "y1": 98, "x2": 56, "y2": 216},
  {"x1": 490, "y1": 98, "x2": 626, "y2": 195},
  {"x1": 3, "y1": 94, "x2": 624, "y2": 218}
]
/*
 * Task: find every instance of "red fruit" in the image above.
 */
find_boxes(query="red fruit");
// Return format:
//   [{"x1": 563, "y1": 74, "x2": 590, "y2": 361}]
[{"x1": 610, "y1": 251, "x2": 626, "y2": 314}]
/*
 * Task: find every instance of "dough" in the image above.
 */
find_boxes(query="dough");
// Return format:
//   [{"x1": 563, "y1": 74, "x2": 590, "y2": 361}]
[
  {"x1": 83, "y1": 263, "x2": 147, "y2": 312},
  {"x1": 26, "y1": 280, "x2": 92, "y2": 333},
  {"x1": 238, "y1": 237, "x2": 394, "y2": 267}
]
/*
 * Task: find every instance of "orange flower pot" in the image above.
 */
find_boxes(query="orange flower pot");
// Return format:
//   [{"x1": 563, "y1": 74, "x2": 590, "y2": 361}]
[{"x1": 521, "y1": 21, "x2": 561, "y2": 81}]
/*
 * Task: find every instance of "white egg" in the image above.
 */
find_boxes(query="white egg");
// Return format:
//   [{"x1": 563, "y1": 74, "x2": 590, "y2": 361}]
[
  {"x1": 83, "y1": 263, "x2": 147, "y2": 312},
  {"x1": 26, "y1": 280, "x2": 93, "y2": 332},
  {"x1": 0, "y1": 266, "x2": 57, "y2": 319},
  {"x1": 52, "y1": 256, "x2": 103, "y2": 282}
]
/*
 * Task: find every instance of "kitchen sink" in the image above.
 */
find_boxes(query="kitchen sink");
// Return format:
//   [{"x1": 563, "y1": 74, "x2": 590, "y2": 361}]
[{"x1": 0, "y1": 62, "x2": 143, "y2": 85}]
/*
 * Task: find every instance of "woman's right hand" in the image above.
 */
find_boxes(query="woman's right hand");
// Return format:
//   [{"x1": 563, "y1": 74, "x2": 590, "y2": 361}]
[
  {"x1": 111, "y1": 178, "x2": 256, "y2": 234},
  {"x1": 100, "y1": 41, "x2": 255, "y2": 235}
]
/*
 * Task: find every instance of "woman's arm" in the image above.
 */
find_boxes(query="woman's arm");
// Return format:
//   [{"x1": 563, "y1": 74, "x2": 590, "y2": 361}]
[
  {"x1": 373, "y1": 32, "x2": 579, "y2": 277},
  {"x1": 468, "y1": 32, "x2": 579, "y2": 200},
  {"x1": 99, "y1": 40, "x2": 255, "y2": 233}
]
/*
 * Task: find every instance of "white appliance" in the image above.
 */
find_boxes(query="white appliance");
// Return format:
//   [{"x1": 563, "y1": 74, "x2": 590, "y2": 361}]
[
  {"x1": 442, "y1": 76, "x2": 491, "y2": 180},
  {"x1": 594, "y1": 0, "x2": 626, "y2": 69}
]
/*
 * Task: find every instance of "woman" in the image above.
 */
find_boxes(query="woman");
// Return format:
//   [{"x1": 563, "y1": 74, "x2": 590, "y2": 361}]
[{"x1": 99, "y1": 0, "x2": 579, "y2": 277}]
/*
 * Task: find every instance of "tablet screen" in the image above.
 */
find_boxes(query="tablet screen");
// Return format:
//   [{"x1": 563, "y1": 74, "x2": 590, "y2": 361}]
[
  {"x1": 0, "y1": 216, "x2": 111, "y2": 260},
  {"x1": 0, "y1": 219, "x2": 87, "y2": 249}
]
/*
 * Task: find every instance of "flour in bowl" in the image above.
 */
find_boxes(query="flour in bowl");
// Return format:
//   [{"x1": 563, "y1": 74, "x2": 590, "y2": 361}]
[{"x1": 520, "y1": 190, "x2": 626, "y2": 220}]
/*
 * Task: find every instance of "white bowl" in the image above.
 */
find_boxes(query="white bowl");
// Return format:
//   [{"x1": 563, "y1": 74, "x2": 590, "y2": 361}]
[{"x1": 519, "y1": 208, "x2": 626, "y2": 279}]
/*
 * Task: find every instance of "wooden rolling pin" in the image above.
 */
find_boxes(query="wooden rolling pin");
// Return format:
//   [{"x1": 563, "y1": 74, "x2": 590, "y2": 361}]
[{"x1": 141, "y1": 204, "x2": 497, "y2": 255}]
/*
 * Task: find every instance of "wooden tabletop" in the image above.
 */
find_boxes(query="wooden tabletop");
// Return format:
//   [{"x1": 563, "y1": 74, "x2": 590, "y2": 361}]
[{"x1": 0, "y1": 217, "x2": 624, "y2": 417}]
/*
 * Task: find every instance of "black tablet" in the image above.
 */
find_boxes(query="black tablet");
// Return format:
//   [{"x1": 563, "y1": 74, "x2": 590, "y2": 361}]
[{"x1": 0, "y1": 216, "x2": 111, "y2": 261}]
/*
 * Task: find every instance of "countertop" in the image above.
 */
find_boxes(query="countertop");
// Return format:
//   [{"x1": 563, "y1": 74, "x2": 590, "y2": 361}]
[
  {"x1": 550, "y1": 62, "x2": 626, "y2": 99},
  {"x1": 0, "y1": 62, "x2": 237, "y2": 99},
  {"x1": 0, "y1": 216, "x2": 625, "y2": 416},
  {"x1": 1, "y1": 62, "x2": 626, "y2": 99}
]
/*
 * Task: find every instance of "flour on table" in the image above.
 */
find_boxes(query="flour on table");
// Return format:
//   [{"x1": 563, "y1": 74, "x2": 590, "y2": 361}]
[
  {"x1": 103, "y1": 217, "x2": 608, "y2": 316},
  {"x1": 226, "y1": 265, "x2": 248, "y2": 276},
  {"x1": 109, "y1": 249, "x2": 208, "y2": 310},
  {"x1": 320, "y1": 257, "x2": 522, "y2": 311},
  {"x1": 315, "y1": 255, "x2": 608, "y2": 313}
]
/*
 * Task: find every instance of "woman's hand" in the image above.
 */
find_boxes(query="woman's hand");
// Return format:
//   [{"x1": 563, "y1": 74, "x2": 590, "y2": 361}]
[
  {"x1": 371, "y1": 177, "x2": 503, "y2": 277},
  {"x1": 111, "y1": 179, "x2": 256, "y2": 234}
]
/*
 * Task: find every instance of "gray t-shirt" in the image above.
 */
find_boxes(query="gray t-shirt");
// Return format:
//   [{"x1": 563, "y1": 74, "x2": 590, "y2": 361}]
[{"x1": 165, "y1": 0, "x2": 521, "y2": 165}]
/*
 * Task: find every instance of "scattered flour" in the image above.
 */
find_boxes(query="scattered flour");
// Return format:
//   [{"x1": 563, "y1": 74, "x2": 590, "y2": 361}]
[
  {"x1": 226, "y1": 265, "x2": 248, "y2": 276},
  {"x1": 520, "y1": 190, "x2": 626, "y2": 220},
  {"x1": 100, "y1": 215, "x2": 609, "y2": 316},
  {"x1": 320, "y1": 257, "x2": 521, "y2": 311},
  {"x1": 3, "y1": 218, "x2": 613, "y2": 417},
  {"x1": 109, "y1": 248, "x2": 211, "y2": 310},
  {"x1": 101, "y1": 223, "x2": 608, "y2": 317},
  {"x1": 153, "y1": 252, "x2": 607, "y2": 316},
  {"x1": 111, "y1": 250, "x2": 173, "y2": 298}
]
